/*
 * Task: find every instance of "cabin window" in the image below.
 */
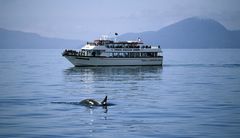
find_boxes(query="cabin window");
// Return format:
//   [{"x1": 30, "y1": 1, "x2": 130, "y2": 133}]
[
  {"x1": 91, "y1": 50, "x2": 105, "y2": 56},
  {"x1": 92, "y1": 52, "x2": 96, "y2": 57},
  {"x1": 110, "y1": 53, "x2": 113, "y2": 57},
  {"x1": 124, "y1": 52, "x2": 129, "y2": 58}
]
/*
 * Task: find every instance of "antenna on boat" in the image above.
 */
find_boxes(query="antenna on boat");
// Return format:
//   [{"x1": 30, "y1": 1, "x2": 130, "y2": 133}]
[
  {"x1": 114, "y1": 32, "x2": 118, "y2": 42},
  {"x1": 101, "y1": 35, "x2": 108, "y2": 40}
]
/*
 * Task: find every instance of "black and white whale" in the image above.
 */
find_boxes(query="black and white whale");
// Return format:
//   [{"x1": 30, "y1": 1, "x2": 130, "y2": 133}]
[
  {"x1": 51, "y1": 96, "x2": 115, "y2": 107},
  {"x1": 80, "y1": 96, "x2": 109, "y2": 107}
]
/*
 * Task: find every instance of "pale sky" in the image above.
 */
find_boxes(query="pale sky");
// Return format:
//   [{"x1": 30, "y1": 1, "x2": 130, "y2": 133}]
[{"x1": 0, "y1": 0, "x2": 240, "y2": 40}]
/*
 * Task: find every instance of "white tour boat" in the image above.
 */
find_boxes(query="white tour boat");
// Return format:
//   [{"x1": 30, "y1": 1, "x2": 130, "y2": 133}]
[{"x1": 62, "y1": 37, "x2": 163, "y2": 67}]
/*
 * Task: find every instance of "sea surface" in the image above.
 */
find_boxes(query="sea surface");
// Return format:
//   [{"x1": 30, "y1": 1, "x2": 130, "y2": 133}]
[{"x1": 0, "y1": 49, "x2": 240, "y2": 138}]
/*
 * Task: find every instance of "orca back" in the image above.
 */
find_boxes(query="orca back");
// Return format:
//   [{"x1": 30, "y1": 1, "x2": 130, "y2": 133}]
[{"x1": 80, "y1": 99, "x2": 100, "y2": 106}]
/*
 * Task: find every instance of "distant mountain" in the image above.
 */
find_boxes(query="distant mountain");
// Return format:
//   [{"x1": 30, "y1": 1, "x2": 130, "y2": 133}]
[
  {"x1": 119, "y1": 17, "x2": 240, "y2": 48},
  {"x1": 0, "y1": 28, "x2": 84, "y2": 49},
  {"x1": 1, "y1": 17, "x2": 240, "y2": 49}
]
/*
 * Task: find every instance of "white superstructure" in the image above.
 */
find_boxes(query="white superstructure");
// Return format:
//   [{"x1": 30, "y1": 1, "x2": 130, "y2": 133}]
[{"x1": 62, "y1": 38, "x2": 163, "y2": 67}]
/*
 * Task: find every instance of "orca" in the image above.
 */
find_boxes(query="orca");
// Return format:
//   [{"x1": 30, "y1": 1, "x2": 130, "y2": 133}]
[
  {"x1": 80, "y1": 96, "x2": 111, "y2": 107},
  {"x1": 51, "y1": 96, "x2": 114, "y2": 107}
]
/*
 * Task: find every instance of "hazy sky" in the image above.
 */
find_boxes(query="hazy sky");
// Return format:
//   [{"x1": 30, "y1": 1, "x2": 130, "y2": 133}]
[{"x1": 0, "y1": 0, "x2": 240, "y2": 40}]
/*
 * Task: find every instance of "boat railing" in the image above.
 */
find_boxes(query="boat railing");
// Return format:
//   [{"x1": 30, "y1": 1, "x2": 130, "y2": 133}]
[
  {"x1": 106, "y1": 45, "x2": 161, "y2": 49},
  {"x1": 62, "y1": 49, "x2": 78, "y2": 56},
  {"x1": 112, "y1": 47, "x2": 161, "y2": 52},
  {"x1": 63, "y1": 49, "x2": 88, "y2": 56},
  {"x1": 113, "y1": 48, "x2": 140, "y2": 52}
]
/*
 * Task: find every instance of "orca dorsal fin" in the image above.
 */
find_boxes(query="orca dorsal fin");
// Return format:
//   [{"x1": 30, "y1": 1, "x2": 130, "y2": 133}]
[{"x1": 101, "y1": 96, "x2": 108, "y2": 106}]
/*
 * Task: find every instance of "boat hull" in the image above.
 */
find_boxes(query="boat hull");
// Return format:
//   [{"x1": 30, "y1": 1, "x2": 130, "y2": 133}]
[{"x1": 64, "y1": 56, "x2": 163, "y2": 67}]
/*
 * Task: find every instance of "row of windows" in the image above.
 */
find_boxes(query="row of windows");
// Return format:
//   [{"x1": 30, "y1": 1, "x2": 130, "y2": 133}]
[{"x1": 109, "y1": 52, "x2": 159, "y2": 58}]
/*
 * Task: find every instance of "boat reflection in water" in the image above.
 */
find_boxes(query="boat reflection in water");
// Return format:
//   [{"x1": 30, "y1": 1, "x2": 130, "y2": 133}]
[
  {"x1": 63, "y1": 66, "x2": 162, "y2": 97},
  {"x1": 64, "y1": 66, "x2": 163, "y2": 83}
]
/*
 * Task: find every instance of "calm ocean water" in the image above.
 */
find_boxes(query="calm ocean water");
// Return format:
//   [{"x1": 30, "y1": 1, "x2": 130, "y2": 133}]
[{"x1": 0, "y1": 49, "x2": 240, "y2": 138}]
